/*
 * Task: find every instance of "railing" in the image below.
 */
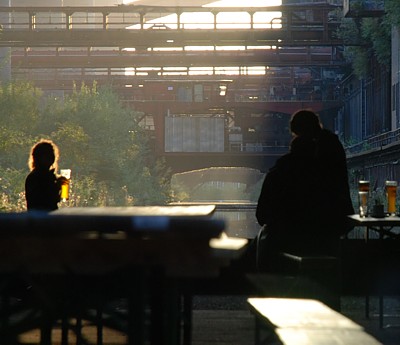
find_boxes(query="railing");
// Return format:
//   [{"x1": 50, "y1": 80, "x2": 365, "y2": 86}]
[
  {"x1": 345, "y1": 128, "x2": 400, "y2": 155},
  {"x1": 0, "y1": 4, "x2": 338, "y2": 31},
  {"x1": 227, "y1": 143, "x2": 289, "y2": 154},
  {"x1": 0, "y1": 4, "x2": 342, "y2": 47},
  {"x1": 0, "y1": 5, "x2": 284, "y2": 31}
]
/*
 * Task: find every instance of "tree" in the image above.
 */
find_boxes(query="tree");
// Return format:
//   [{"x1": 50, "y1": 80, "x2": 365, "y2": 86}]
[
  {"x1": 0, "y1": 82, "x2": 42, "y2": 169},
  {"x1": 385, "y1": 0, "x2": 400, "y2": 27},
  {"x1": 0, "y1": 81, "x2": 172, "y2": 211},
  {"x1": 336, "y1": 1, "x2": 398, "y2": 78},
  {"x1": 42, "y1": 82, "x2": 172, "y2": 206}
]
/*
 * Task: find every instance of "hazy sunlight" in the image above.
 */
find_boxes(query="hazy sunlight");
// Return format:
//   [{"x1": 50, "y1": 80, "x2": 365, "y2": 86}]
[{"x1": 123, "y1": 0, "x2": 282, "y2": 77}]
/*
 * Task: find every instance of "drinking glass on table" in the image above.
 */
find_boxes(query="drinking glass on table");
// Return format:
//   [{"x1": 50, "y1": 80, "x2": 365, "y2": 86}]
[
  {"x1": 60, "y1": 169, "x2": 71, "y2": 202},
  {"x1": 385, "y1": 180, "x2": 397, "y2": 216},
  {"x1": 358, "y1": 180, "x2": 370, "y2": 217}
]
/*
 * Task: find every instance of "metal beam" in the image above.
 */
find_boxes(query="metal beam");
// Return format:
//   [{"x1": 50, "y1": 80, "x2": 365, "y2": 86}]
[
  {"x1": 12, "y1": 47, "x2": 345, "y2": 68},
  {"x1": 0, "y1": 4, "x2": 342, "y2": 47},
  {"x1": 1, "y1": 28, "x2": 342, "y2": 48}
]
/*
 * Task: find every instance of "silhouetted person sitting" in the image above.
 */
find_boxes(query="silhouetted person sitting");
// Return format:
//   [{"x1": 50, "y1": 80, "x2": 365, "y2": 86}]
[
  {"x1": 256, "y1": 110, "x2": 354, "y2": 271},
  {"x1": 25, "y1": 139, "x2": 66, "y2": 211}
]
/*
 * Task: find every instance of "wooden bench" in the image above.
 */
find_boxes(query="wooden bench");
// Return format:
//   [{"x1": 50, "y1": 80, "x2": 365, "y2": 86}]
[
  {"x1": 253, "y1": 251, "x2": 341, "y2": 310},
  {"x1": 279, "y1": 252, "x2": 341, "y2": 310},
  {"x1": 248, "y1": 298, "x2": 382, "y2": 345}
]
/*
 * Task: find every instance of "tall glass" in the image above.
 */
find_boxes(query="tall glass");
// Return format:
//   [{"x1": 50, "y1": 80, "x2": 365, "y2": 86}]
[
  {"x1": 358, "y1": 180, "x2": 370, "y2": 217},
  {"x1": 385, "y1": 180, "x2": 397, "y2": 216},
  {"x1": 60, "y1": 169, "x2": 71, "y2": 202}
]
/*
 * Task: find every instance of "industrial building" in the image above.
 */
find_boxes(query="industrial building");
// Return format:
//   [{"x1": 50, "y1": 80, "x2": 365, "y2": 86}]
[{"x1": 0, "y1": 0, "x2": 396, "y2": 181}]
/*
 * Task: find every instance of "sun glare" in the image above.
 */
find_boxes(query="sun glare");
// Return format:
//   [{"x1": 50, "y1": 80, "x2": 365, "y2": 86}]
[
  {"x1": 204, "y1": 0, "x2": 282, "y2": 6},
  {"x1": 123, "y1": 0, "x2": 282, "y2": 7},
  {"x1": 123, "y1": 0, "x2": 282, "y2": 77}
]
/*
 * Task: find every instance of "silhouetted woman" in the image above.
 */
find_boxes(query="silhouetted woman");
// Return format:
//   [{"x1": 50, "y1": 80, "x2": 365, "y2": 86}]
[{"x1": 25, "y1": 139, "x2": 65, "y2": 211}]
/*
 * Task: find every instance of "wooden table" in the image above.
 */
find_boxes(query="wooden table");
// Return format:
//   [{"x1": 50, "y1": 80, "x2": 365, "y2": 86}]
[
  {"x1": 0, "y1": 206, "x2": 247, "y2": 345},
  {"x1": 347, "y1": 214, "x2": 400, "y2": 328},
  {"x1": 348, "y1": 214, "x2": 400, "y2": 240}
]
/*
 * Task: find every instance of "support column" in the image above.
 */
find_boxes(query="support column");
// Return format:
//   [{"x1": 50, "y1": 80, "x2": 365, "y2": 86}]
[{"x1": 0, "y1": 0, "x2": 10, "y2": 82}]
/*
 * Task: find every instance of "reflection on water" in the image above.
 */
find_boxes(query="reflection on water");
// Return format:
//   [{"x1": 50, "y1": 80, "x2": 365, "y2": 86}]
[
  {"x1": 169, "y1": 201, "x2": 260, "y2": 239},
  {"x1": 171, "y1": 167, "x2": 264, "y2": 239},
  {"x1": 211, "y1": 203, "x2": 259, "y2": 239},
  {"x1": 171, "y1": 167, "x2": 265, "y2": 203}
]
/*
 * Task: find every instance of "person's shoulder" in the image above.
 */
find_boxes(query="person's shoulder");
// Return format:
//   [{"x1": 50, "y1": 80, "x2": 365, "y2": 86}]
[
  {"x1": 273, "y1": 151, "x2": 292, "y2": 167},
  {"x1": 320, "y1": 128, "x2": 338, "y2": 140},
  {"x1": 25, "y1": 170, "x2": 39, "y2": 190},
  {"x1": 25, "y1": 170, "x2": 36, "y2": 181},
  {"x1": 26, "y1": 169, "x2": 53, "y2": 182},
  {"x1": 268, "y1": 152, "x2": 297, "y2": 176},
  {"x1": 319, "y1": 129, "x2": 344, "y2": 148}
]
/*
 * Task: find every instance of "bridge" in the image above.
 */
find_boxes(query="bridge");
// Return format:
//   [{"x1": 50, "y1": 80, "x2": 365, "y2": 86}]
[
  {"x1": 1, "y1": 3, "x2": 346, "y2": 173},
  {"x1": 0, "y1": 4, "x2": 341, "y2": 47}
]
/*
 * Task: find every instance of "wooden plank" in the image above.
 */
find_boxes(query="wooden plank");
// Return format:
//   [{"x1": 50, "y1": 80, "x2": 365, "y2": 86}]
[
  {"x1": 248, "y1": 298, "x2": 361, "y2": 330},
  {"x1": 0, "y1": 206, "x2": 223, "y2": 237},
  {"x1": 248, "y1": 298, "x2": 382, "y2": 345},
  {"x1": 53, "y1": 205, "x2": 216, "y2": 217},
  {"x1": 276, "y1": 328, "x2": 382, "y2": 345}
]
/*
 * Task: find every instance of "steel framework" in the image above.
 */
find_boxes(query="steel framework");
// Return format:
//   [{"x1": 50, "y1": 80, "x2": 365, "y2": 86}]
[{"x1": 2, "y1": 4, "x2": 346, "y2": 172}]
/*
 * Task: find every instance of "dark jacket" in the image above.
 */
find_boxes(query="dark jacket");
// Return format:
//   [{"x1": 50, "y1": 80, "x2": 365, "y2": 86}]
[
  {"x1": 256, "y1": 129, "x2": 354, "y2": 253},
  {"x1": 25, "y1": 169, "x2": 60, "y2": 211}
]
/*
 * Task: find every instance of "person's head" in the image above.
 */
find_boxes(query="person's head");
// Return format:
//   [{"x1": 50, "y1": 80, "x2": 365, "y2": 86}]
[
  {"x1": 28, "y1": 139, "x2": 59, "y2": 171},
  {"x1": 290, "y1": 109, "x2": 322, "y2": 138}
]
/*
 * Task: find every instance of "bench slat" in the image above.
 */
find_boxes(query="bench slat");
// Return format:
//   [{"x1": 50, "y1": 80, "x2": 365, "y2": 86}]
[
  {"x1": 276, "y1": 328, "x2": 382, "y2": 345},
  {"x1": 248, "y1": 298, "x2": 361, "y2": 330},
  {"x1": 248, "y1": 298, "x2": 382, "y2": 345}
]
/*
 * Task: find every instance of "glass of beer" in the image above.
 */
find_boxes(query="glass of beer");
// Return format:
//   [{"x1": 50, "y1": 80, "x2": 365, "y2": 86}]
[
  {"x1": 385, "y1": 180, "x2": 397, "y2": 216},
  {"x1": 60, "y1": 169, "x2": 71, "y2": 202},
  {"x1": 358, "y1": 181, "x2": 370, "y2": 217}
]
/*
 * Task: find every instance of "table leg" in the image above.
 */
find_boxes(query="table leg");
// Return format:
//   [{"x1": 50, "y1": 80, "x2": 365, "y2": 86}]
[
  {"x1": 183, "y1": 292, "x2": 192, "y2": 345},
  {"x1": 150, "y1": 274, "x2": 181, "y2": 345},
  {"x1": 96, "y1": 303, "x2": 103, "y2": 345},
  {"x1": 164, "y1": 279, "x2": 181, "y2": 345},
  {"x1": 128, "y1": 271, "x2": 146, "y2": 345},
  {"x1": 0, "y1": 295, "x2": 10, "y2": 334},
  {"x1": 40, "y1": 315, "x2": 53, "y2": 345},
  {"x1": 76, "y1": 315, "x2": 83, "y2": 345},
  {"x1": 378, "y1": 225, "x2": 384, "y2": 329},
  {"x1": 150, "y1": 271, "x2": 164, "y2": 345},
  {"x1": 61, "y1": 316, "x2": 69, "y2": 345},
  {"x1": 379, "y1": 295, "x2": 384, "y2": 329},
  {"x1": 365, "y1": 226, "x2": 370, "y2": 320}
]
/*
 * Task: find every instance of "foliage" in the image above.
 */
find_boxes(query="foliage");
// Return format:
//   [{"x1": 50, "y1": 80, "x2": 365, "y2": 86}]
[
  {"x1": 0, "y1": 168, "x2": 26, "y2": 212},
  {"x1": 372, "y1": 188, "x2": 385, "y2": 206},
  {"x1": 0, "y1": 81, "x2": 172, "y2": 211},
  {"x1": 335, "y1": 6, "x2": 393, "y2": 78},
  {"x1": 385, "y1": 0, "x2": 400, "y2": 27},
  {"x1": 361, "y1": 17, "x2": 391, "y2": 67},
  {"x1": 0, "y1": 82, "x2": 41, "y2": 169}
]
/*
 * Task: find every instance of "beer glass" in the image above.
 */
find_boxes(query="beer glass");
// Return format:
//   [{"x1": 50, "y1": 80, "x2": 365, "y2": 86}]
[
  {"x1": 385, "y1": 180, "x2": 397, "y2": 216},
  {"x1": 60, "y1": 169, "x2": 71, "y2": 202},
  {"x1": 358, "y1": 180, "x2": 370, "y2": 217}
]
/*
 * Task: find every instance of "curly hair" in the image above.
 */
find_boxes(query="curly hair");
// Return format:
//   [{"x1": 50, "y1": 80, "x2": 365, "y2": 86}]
[{"x1": 28, "y1": 139, "x2": 59, "y2": 171}]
